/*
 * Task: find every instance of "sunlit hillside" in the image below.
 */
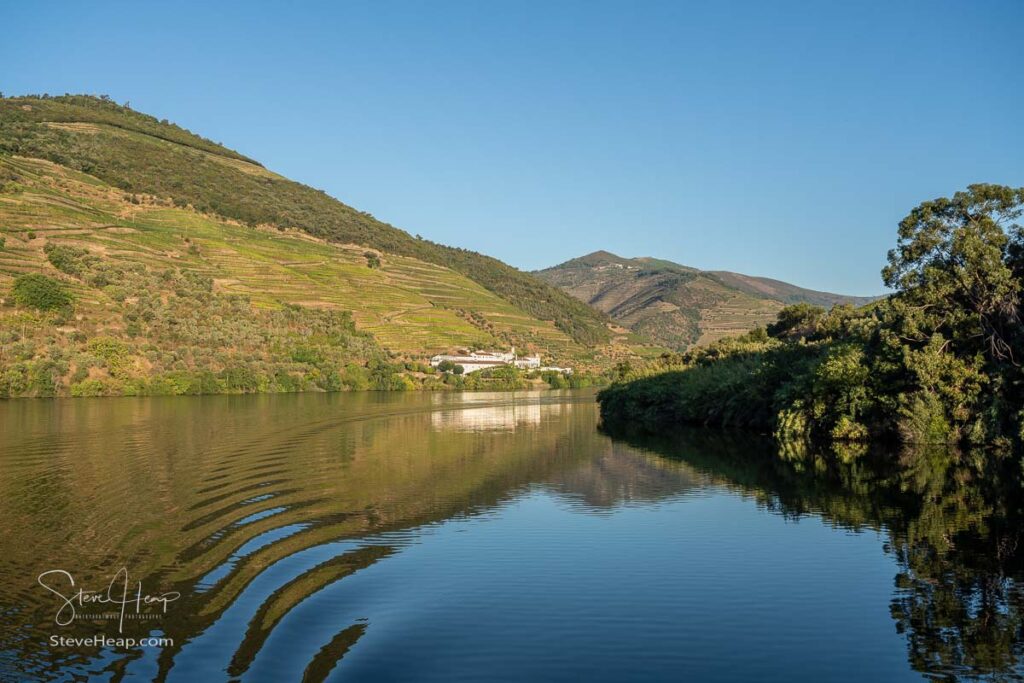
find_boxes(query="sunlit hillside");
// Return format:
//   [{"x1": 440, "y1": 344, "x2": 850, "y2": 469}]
[
  {"x1": 0, "y1": 150, "x2": 658, "y2": 397},
  {"x1": 0, "y1": 95, "x2": 667, "y2": 397}
]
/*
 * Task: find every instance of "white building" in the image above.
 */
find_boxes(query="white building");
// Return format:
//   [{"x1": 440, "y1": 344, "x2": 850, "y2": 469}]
[
  {"x1": 513, "y1": 356, "x2": 541, "y2": 370},
  {"x1": 429, "y1": 348, "x2": 543, "y2": 374}
]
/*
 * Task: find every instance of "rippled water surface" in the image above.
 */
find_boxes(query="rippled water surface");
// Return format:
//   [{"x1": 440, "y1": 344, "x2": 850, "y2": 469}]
[{"x1": 1, "y1": 391, "x2": 1023, "y2": 681}]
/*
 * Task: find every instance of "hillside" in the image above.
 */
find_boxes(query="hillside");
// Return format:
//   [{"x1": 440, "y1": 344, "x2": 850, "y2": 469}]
[
  {"x1": 535, "y1": 251, "x2": 877, "y2": 349},
  {"x1": 0, "y1": 95, "x2": 611, "y2": 345},
  {"x1": 0, "y1": 95, "x2": 660, "y2": 398}
]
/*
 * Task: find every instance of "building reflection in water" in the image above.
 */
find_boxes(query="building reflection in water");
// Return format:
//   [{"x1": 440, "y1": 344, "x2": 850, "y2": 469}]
[{"x1": 429, "y1": 392, "x2": 566, "y2": 432}]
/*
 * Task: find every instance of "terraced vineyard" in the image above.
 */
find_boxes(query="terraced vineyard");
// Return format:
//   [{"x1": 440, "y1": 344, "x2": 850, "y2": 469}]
[
  {"x1": 694, "y1": 291, "x2": 782, "y2": 346},
  {"x1": 0, "y1": 95, "x2": 613, "y2": 347},
  {"x1": 0, "y1": 152, "x2": 658, "y2": 397},
  {"x1": 0, "y1": 154, "x2": 602, "y2": 351}
]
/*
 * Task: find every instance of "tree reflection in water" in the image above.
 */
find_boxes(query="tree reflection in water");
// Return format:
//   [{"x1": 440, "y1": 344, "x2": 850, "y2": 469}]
[{"x1": 604, "y1": 426, "x2": 1024, "y2": 682}]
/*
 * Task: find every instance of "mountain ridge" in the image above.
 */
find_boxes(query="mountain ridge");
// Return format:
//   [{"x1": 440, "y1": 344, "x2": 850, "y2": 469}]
[{"x1": 535, "y1": 250, "x2": 878, "y2": 350}]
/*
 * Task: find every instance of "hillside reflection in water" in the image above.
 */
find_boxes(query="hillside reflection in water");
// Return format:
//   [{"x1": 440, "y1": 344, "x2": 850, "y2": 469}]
[{"x1": 0, "y1": 390, "x2": 1021, "y2": 681}]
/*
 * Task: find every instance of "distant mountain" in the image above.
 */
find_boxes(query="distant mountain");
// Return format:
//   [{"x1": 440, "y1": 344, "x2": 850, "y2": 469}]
[{"x1": 535, "y1": 251, "x2": 879, "y2": 350}]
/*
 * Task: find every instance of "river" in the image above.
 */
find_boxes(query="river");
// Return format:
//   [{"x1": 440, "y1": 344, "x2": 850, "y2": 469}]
[{"x1": 1, "y1": 390, "x2": 1021, "y2": 681}]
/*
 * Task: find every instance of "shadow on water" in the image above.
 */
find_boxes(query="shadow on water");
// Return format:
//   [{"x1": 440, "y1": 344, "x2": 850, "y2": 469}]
[{"x1": 603, "y1": 424, "x2": 1024, "y2": 682}]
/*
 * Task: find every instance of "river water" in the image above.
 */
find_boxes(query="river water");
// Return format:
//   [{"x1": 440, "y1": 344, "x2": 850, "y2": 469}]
[{"x1": 1, "y1": 390, "x2": 1021, "y2": 681}]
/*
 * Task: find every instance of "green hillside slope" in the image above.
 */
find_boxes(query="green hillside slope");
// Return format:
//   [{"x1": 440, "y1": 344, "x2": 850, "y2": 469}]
[
  {"x1": 536, "y1": 251, "x2": 877, "y2": 350},
  {"x1": 0, "y1": 94, "x2": 610, "y2": 346},
  {"x1": 0, "y1": 95, "x2": 667, "y2": 398}
]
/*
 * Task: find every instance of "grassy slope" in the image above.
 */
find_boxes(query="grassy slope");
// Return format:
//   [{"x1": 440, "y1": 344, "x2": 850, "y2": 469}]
[
  {"x1": 536, "y1": 250, "x2": 871, "y2": 349},
  {"x1": 0, "y1": 95, "x2": 612, "y2": 346},
  {"x1": 0, "y1": 155, "x2": 619, "y2": 368}
]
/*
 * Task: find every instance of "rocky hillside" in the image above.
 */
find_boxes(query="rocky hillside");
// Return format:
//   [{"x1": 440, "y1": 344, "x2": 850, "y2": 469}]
[{"x1": 535, "y1": 251, "x2": 877, "y2": 349}]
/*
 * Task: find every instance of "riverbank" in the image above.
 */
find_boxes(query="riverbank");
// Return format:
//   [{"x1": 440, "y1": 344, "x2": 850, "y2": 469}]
[{"x1": 0, "y1": 357, "x2": 607, "y2": 398}]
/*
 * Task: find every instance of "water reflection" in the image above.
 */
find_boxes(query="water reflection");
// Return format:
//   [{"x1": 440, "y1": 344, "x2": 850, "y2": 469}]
[
  {"x1": 0, "y1": 391, "x2": 601, "y2": 680},
  {"x1": 606, "y1": 427, "x2": 1024, "y2": 682},
  {"x1": 428, "y1": 392, "x2": 565, "y2": 432},
  {"x1": 0, "y1": 392, "x2": 1022, "y2": 681}
]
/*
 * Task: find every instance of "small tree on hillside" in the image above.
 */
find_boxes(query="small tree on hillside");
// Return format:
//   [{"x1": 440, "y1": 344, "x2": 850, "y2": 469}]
[{"x1": 12, "y1": 273, "x2": 72, "y2": 311}]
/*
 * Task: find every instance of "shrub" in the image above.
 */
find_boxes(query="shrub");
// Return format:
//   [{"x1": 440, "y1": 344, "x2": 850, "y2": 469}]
[
  {"x1": 28, "y1": 359, "x2": 65, "y2": 397},
  {"x1": 898, "y1": 392, "x2": 953, "y2": 444},
  {"x1": 543, "y1": 371, "x2": 570, "y2": 389},
  {"x1": 71, "y1": 379, "x2": 111, "y2": 397},
  {"x1": 12, "y1": 273, "x2": 72, "y2": 311},
  {"x1": 342, "y1": 364, "x2": 370, "y2": 390},
  {"x1": 87, "y1": 336, "x2": 132, "y2": 376},
  {"x1": 0, "y1": 364, "x2": 28, "y2": 398},
  {"x1": 44, "y1": 243, "x2": 91, "y2": 276},
  {"x1": 220, "y1": 365, "x2": 263, "y2": 392}
]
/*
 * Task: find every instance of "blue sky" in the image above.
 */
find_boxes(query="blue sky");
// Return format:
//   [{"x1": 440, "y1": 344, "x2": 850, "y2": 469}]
[{"x1": 2, "y1": 1, "x2": 1021, "y2": 294}]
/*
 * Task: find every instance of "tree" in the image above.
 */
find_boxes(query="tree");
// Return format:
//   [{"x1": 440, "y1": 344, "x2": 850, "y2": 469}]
[
  {"x1": 882, "y1": 184, "x2": 1024, "y2": 365},
  {"x1": 767, "y1": 303, "x2": 825, "y2": 339},
  {"x1": 12, "y1": 273, "x2": 72, "y2": 311}
]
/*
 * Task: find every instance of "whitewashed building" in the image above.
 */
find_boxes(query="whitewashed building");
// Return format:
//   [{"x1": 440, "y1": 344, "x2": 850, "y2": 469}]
[{"x1": 430, "y1": 348, "x2": 544, "y2": 374}]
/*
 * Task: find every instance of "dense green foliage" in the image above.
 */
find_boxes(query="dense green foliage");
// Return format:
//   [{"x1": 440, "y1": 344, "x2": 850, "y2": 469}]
[
  {"x1": 11, "y1": 273, "x2": 72, "y2": 311},
  {"x1": 600, "y1": 185, "x2": 1024, "y2": 448},
  {"x1": 0, "y1": 95, "x2": 610, "y2": 345},
  {"x1": 537, "y1": 369, "x2": 600, "y2": 390}
]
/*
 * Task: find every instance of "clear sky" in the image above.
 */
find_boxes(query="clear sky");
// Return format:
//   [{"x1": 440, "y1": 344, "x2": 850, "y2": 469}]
[{"x1": 2, "y1": 1, "x2": 1021, "y2": 294}]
